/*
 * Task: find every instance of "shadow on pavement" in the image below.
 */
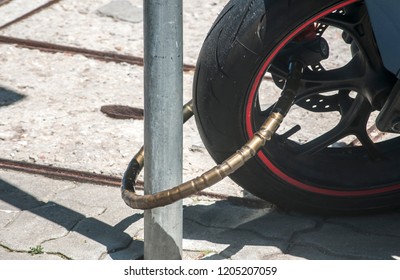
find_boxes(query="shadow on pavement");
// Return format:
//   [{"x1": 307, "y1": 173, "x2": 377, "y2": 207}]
[
  {"x1": 2, "y1": 174, "x2": 400, "y2": 260},
  {"x1": 0, "y1": 87, "x2": 25, "y2": 107},
  {"x1": 0, "y1": 178, "x2": 143, "y2": 259},
  {"x1": 183, "y1": 201, "x2": 400, "y2": 260}
]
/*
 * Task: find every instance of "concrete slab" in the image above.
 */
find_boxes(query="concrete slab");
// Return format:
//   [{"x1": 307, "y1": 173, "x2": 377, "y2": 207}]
[
  {"x1": 97, "y1": 0, "x2": 143, "y2": 23},
  {"x1": 0, "y1": 170, "x2": 143, "y2": 259},
  {"x1": 2, "y1": 169, "x2": 400, "y2": 260},
  {"x1": 327, "y1": 214, "x2": 400, "y2": 237},
  {"x1": 0, "y1": 0, "x2": 228, "y2": 65},
  {"x1": 0, "y1": 0, "x2": 50, "y2": 27},
  {"x1": 0, "y1": 245, "x2": 64, "y2": 260},
  {"x1": 43, "y1": 216, "x2": 135, "y2": 260},
  {"x1": 295, "y1": 223, "x2": 400, "y2": 259}
]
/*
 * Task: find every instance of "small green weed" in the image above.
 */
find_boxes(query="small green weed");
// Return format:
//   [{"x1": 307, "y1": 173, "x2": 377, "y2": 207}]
[{"x1": 29, "y1": 245, "x2": 44, "y2": 255}]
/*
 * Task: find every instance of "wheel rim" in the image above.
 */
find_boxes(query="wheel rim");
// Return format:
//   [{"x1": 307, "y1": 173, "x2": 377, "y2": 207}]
[{"x1": 245, "y1": 0, "x2": 400, "y2": 197}]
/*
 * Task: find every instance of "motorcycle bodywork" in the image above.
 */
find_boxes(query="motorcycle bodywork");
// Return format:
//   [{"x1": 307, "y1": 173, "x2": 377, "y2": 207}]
[{"x1": 366, "y1": 0, "x2": 400, "y2": 77}]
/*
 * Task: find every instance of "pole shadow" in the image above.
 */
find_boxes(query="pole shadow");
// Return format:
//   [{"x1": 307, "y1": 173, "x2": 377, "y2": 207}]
[
  {"x1": 0, "y1": 87, "x2": 25, "y2": 107},
  {"x1": 0, "y1": 178, "x2": 143, "y2": 260}
]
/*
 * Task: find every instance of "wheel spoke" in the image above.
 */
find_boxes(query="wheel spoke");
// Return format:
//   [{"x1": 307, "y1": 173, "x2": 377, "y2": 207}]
[
  {"x1": 337, "y1": 90, "x2": 354, "y2": 116},
  {"x1": 355, "y1": 130, "x2": 384, "y2": 160},
  {"x1": 321, "y1": 13, "x2": 358, "y2": 31},
  {"x1": 321, "y1": 5, "x2": 383, "y2": 67},
  {"x1": 268, "y1": 52, "x2": 365, "y2": 101},
  {"x1": 295, "y1": 95, "x2": 372, "y2": 155},
  {"x1": 297, "y1": 53, "x2": 364, "y2": 96},
  {"x1": 267, "y1": 63, "x2": 288, "y2": 81},
  {"x1": 261, "y1": 4, "x2": 385, "y2": 160},
  {"x1": 294, "y1": 122, "x2": 349, "y2": 155}
]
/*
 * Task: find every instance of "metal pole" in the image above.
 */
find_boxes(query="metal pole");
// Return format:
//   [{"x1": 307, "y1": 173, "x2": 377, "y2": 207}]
[{"x1": 143, "y1": 0, "x2": 183, "y2": 259}]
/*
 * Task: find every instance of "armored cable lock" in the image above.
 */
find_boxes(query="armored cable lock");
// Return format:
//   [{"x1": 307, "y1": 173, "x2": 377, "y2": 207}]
[
  {"x1": 121, "y1": 60, "x2": 305, "y2": 210},
  {"x1": 121, "y1": 34, "x2": 331, "y2": 210}
]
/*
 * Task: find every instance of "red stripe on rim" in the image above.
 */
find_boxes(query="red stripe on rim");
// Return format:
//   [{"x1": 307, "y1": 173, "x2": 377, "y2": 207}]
[{"x1": 245, "y1": 0, "x2": 400, "y2": 197}]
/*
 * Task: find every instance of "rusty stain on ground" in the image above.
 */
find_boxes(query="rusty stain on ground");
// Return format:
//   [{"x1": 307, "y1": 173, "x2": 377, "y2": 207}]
[{"x1": 100, "y1": 105, "x2": 144, "y2": 120}]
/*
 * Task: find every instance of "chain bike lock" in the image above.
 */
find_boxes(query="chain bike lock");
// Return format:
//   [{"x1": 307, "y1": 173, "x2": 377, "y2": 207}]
[{"x1": 121, "y1": 60, "x2": 304, "y2": 210}]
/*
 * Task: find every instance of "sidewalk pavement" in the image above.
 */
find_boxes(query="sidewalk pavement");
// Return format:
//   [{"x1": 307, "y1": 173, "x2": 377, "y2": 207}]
[{"x1": 1, "y1": 0, "x2": 400, "y2": 260}]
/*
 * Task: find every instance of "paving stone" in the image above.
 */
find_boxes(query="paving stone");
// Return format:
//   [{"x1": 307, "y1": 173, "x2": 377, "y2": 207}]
[
  {"x1": 295, "y1": 223, "x2": 400, "y2": 260},
  {"x1": 97, "y1": 0, "x2": 143, "y2": 23},
  {"x1": 53, "y1": 184, "x2": 123, "y2": 208},
  {"x1": 0, "y1": 170, "x2": 77, "y2": 211},
  {"x1": 182, "y1": 250, "x2": 211, "y2": 260},
  {"x1": 287, "y1": 244, "x2": 344, "y2": 260},
  {"x1": 0, "y1": 175, "x2": 45, "y2": 211},
  {"x1": 0, "y1": 0, "x2": 49, "y2": 26},
  {"x1": 0, "y1": 245, "x2": 63, "y2": 260},
  {"x1": 183, "y1": 201, "x2": 271, "y2": 229},
  {"x1": 43, "y1": 215, "x2": 136, "y2": 260},
  {"x1": 229, "y1": 244, "x2": 283, "y2": 260},
  {"x1": 104, "y1": 239, "x2": 143, "y2": 260},
  {"x1": 218, "y1": 229, "x2": 285, "y2": 260},
  {"x1": 200, "y1": 253, "x2": 226, "y2": 260},
  {"x1": 182, "y1": 220, "x2": 237, "y2": 256},
  {"x1": 41, "y1": 198, "x2": 144, "y2": 260},
  {"x1": 327, "y1": 213, "x2": 400, "y2": 237},
  {"x1": 183, "y1": 201, "x2": 317, "y2": 241},
  {"x1": 0, "y1": 189, "x2": 42, "y2": 212},
  {"x1": 0, "y1": 201, "x2": 89, "y2": 251},
  {"x1": 264, "y1": 253, "x2": 306, "y2": 260},
  {"x1": 0, "y1": 210, "x2": 18, "y2": 228},
  {"x1": 96, "y1": 206, "x2": 143, "y2": 237},
  {"x1": 182, "y1": 202, "x2": 289, "y2": 259}
]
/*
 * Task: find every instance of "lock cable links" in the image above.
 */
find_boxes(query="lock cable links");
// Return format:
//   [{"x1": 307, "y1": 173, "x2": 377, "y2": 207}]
[{"x1": 121, "y1": 61, "x2": 304, "y2": 210}]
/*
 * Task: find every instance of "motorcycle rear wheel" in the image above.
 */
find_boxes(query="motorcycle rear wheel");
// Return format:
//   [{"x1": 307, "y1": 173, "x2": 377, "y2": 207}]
[{"x1": 193, "y1": 0, "x2": 400, "y2": 214}]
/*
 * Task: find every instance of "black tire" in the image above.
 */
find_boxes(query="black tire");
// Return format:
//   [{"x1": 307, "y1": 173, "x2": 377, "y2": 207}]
[{"x1": 193, "y1": 0, "x2": 400, "y2": 214}]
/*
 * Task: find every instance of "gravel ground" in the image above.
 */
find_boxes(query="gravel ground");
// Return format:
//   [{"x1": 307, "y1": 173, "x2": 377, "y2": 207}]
[{"x1": 0, "y1": 0, "x2": 228, "y2": 65}]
